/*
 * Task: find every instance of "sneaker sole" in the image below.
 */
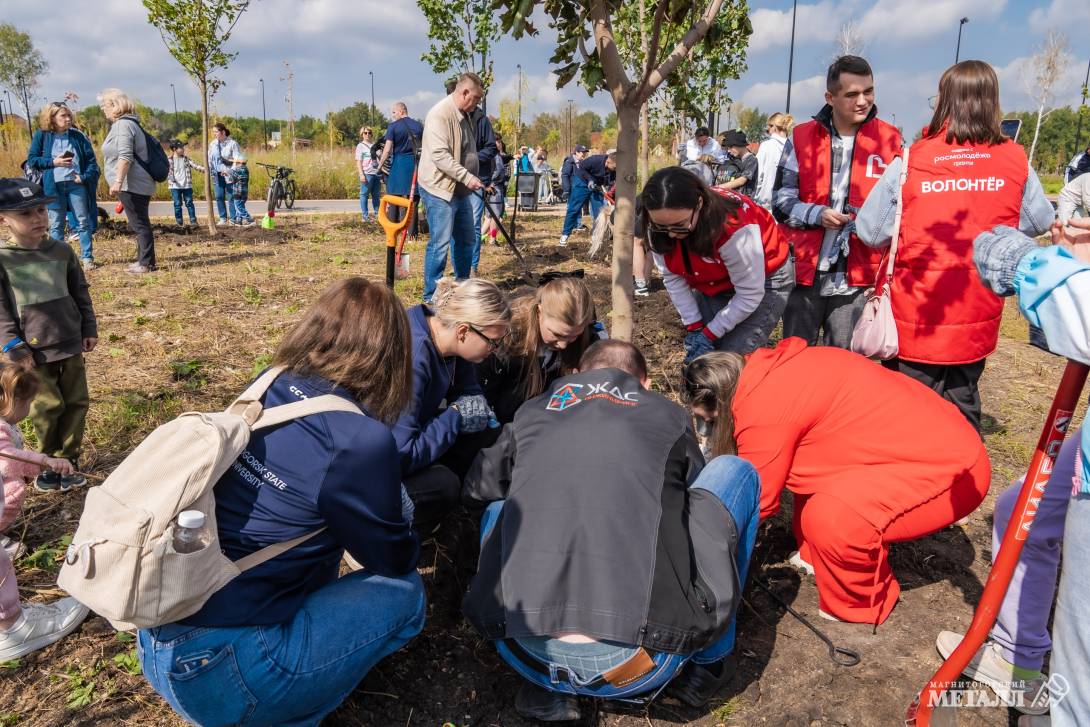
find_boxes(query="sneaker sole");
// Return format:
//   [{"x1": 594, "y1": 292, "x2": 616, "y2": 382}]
[
  {"x1": 0, "y1": 609, "x2": 89, "y2": 661},
  {"x1": 934, "y1": 635, "x2": 1050, "y2": 715}
]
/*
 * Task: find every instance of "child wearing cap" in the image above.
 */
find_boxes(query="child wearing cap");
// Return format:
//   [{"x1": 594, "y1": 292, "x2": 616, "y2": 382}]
[
  {"x1": 0, "y1": 179, "x2": 98, "y2": 492},
  {"x1": 167, "y1": 140, "x2": 205, "y2": 226},
  {"x1": 230, "y1": 156, "x2": 254, "y2": 226}
]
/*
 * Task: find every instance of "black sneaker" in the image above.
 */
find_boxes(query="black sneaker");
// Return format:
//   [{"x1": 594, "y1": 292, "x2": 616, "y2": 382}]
[
  {"x1": 60, "y1": 473, "x2": 87, "y2": 489},
  {"x1": 666, "y1": 656, "x2": 735, "y2": 708},
  {"x1": 514, "y1": 682, "x2": 581, "y2": 722},
  {"x1": 34, "y1": 470, "x2": 64, "y2": 492}
]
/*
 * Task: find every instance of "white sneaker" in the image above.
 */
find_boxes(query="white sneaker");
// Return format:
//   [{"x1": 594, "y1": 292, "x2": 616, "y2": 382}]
[
  {"x1": 818, "y1": 608, "x2": 844, "y2": 622},
  {"x1": 558, "y1": 235, "x2": 569, "y2": 247},
  {"x1": 0, "y1": 598, "x2": 89, "y2": 661},
  {"x1": 0, "y1": 535, "x2": 25, "y2": 560},
  {"x1": 935, "y1": 631, "x2": 1051, "y2": 715},
  {"x1": 788, "y1": 550, "x2": 815, "y2": 575}
]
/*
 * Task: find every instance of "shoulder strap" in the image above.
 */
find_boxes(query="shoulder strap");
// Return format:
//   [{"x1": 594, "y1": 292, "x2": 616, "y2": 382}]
[
  {"x1": 884, "y1": 145, "x2": 910, "y2": 281},
  {"x1": 250, "y1": 394, "x2": 363, "y2": 430},
  {"x1": 227, "y1": 366, "x2": 286, "y2": 424},
  {"x1": 233, "y1": 527, "x2": 327, "y2": 572}
]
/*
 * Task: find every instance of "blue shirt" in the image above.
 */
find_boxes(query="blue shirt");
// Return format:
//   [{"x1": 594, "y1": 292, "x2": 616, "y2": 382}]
[
  {"x1": 182, "y1": 370, "x2": 419, "y2": 627},
  {"x1": 51, "y1": 132, "x2": 77, "y2": 183},
  {"x1": 391, "y1": 305, "x2": 483, "y2": 474},
  {"x1": 388, "y1": 117, "x2": 424, "y2": 157}
]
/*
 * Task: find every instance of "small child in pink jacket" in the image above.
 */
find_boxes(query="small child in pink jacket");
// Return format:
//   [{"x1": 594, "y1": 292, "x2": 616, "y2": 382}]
[{"x1": 0, "y1": 365, "x2": 88, "y2": 660}]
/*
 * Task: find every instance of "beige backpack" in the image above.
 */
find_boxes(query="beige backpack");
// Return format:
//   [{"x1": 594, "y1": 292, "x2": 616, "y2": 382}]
[{"x1": 58, "y1": 367, "x2": 363, "y2": 630}]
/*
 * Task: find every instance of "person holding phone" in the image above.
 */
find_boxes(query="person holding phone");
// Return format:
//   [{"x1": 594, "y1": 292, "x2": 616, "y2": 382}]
[{"x1": 25, "y1": 102, "x2": 100, "y2": 271}]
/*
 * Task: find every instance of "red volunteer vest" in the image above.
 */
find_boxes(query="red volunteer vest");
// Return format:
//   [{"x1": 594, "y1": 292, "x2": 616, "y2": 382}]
[
  {"x1": 893, "y1": 134, "x2": 1028, "y2": 364},
  {"x1": 782, "y1": 115, "x2": 902, "y2": 287},
  {"x1": 661, "y1": 190, "x2": 788, "y2": 296}
]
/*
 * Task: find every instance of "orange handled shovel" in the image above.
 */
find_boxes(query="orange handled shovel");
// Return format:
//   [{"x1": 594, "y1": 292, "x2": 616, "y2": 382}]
[{"x1": 378, "y1": 194, "x2": 413, "y2": 288}]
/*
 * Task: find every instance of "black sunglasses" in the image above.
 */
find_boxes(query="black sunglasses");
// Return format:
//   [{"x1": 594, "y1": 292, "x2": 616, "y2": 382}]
[
  {"x1": 646, "y1": 206, "x2": 700, "y2": 235},
  {"x1": 467, "y1": 323, "x2": 505, "y2": 351}
]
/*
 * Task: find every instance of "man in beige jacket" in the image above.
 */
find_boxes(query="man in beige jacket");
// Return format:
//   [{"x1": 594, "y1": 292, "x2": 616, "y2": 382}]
[{"x1": 419, "y1": 73, "x2": 485, "y2": 301}]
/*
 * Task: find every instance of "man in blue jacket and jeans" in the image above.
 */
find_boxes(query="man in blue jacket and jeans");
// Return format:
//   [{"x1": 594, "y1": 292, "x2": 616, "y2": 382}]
[{"x1": 560, "y1": 151, "x2": 615, "y2": 247}]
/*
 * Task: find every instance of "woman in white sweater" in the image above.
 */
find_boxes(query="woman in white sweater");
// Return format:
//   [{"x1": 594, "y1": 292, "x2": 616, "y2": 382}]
[{"x1": 753, "y1": 112, "x2": 793, "y2": 209}]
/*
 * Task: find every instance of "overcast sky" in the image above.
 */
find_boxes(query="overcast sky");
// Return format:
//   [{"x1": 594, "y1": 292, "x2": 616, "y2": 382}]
[{"x1": 4, "y1": 0, "x2": 1089, "y2": 139}]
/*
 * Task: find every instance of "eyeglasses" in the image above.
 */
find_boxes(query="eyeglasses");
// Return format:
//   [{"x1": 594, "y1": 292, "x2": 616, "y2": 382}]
[
  {"x1": 646, "y1": 206, "x2": 700, "y2": 235},
  {"x1": 467, "y1": 323, "x2": 505, "y2": 351}
]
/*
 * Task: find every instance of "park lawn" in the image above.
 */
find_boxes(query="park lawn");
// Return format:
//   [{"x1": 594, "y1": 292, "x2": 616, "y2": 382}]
[{"x1": 0, "y1": 208, "x2": 1082, "y2": 726}]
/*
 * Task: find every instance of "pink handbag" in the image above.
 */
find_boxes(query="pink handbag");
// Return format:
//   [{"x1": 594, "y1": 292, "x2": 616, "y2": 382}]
[{"x1": 850, "y1": 147, "x2": 908, "y2": 360}]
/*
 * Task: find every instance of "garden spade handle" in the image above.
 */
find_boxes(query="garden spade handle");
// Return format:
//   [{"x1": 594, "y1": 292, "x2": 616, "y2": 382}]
[
  {"x1": 907, "y1": 359, "x2": 1089, "y2": 726},
  {"x1": 377, "y1": 194, "x2": 413, "y2": 288}
]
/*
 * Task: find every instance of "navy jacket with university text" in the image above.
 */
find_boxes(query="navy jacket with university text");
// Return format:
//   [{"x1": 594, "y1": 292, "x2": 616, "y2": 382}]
[{"x1": 181, "y1": 370, "x2": 419, "y2": 627}]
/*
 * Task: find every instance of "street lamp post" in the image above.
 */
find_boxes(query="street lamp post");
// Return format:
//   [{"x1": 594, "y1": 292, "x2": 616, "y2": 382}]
[
  {"x1": 516, "y1": 64, "x2": 523, "y2": 150},
  {"x1": 170, "y1": 83, "x2": 178, "y2": 130},
  {"x1": 786, "y1": 0, "x2": 798, "y2": 114},
  {"x1": 18, "y1": 76, "x2": 31, "y2": 134},
  {"x1": 369, "y1": 71, "x2": 375, "y2": 127},
  {"x1": 260, "y1": 78, "x2": 268, "y2": 151},
  {"x1": 567, "y1": 99, "x2": 574, "y2": 152},
  {"x1": 955, "y1": 17, "x2": 969, "y2": 64}
]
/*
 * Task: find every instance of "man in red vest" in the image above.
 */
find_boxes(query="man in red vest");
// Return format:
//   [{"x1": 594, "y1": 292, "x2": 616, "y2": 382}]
[{"x1": 772, "y1": 55, "x2": 902, "y2": 348}]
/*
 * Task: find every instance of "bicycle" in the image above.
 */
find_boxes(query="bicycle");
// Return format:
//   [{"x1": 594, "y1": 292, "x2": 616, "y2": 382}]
[{"x1": 257, "y1": 162, "x2": 297, "y2": 214}]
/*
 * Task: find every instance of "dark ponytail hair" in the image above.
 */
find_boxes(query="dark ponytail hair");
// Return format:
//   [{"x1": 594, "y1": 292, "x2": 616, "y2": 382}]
[{"x1": 638, "y1": 166, "x2": 740, "y2": 257}]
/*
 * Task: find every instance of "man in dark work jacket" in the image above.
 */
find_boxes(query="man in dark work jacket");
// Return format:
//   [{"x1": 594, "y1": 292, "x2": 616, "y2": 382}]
[{"x1": 463, "y1": 340, "x2": 761, "y2": 721}]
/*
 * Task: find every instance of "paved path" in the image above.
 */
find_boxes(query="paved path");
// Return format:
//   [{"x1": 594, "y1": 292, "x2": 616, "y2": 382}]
[{"x1": 146, "y1": 198, "x2": 363, "y2": 219}]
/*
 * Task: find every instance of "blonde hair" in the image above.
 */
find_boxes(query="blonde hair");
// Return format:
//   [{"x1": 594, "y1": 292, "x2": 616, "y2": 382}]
[
  {"x1": 681, "y1": 352, "x2": 747, "y2": 457},
  {"x1": 0, "y1": 364, "x2": 40, "y2": 421},
  {"x1": 767, "y1": 112, "x2": 795, "y2": 135},
  {"x1": 430, "y1": 278, "x2": 511, "y2": 331},
  {"x1": 97, "y1": 88, "x2": 136, "y2": 120},
  {"x1": 38, "y1": 102, "x2": 73, "y2": 132},
  {"x1": 508, "y1": 276, "x2": 596, "y2": 399}
]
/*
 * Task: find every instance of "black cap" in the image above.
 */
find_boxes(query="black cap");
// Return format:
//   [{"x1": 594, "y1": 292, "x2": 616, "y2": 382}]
[
  {"x1": 0, "y1": 179, "x2": 55, "y2": 211},
  {"x1": 721, "y1": 130, "x2": 748, "y2": 147},
  {"x1": 169, "y1": 139, "x2": 186, "y2": 150},
  {"x1": 574, "y1": 144, "x2": 588, "y2": 153}
]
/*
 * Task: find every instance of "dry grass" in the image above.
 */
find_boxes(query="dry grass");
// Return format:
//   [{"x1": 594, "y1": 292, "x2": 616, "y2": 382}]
[{"x1": 0, "y1": 208, "x2": 1084, "y2": 726}]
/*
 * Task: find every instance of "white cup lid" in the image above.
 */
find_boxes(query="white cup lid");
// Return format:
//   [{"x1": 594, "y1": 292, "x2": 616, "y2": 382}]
[{"x1": 177, "y1": 510, "x2": 206, "y2": 529}]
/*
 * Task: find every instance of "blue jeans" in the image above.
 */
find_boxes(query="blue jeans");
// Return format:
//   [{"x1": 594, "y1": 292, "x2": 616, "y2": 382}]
[
  {"x1": 234, "y1": 196, "x2": 253, "y2": 223},
  {"x1": 48, "y1": 180, "x2": 94, "y2": 261},
  {"x1": 420, "y1": 187, "x2": 475, "y2": 301},
  {"x1": 469, "y1": 189, "x2": 486, "y2": 271},
  {"x1": 360, "y1": 176, "x2": 381, "y2": 219},
  {"x1": 1051, "y1": 490, "x2": 1090, "y2": 727},
  {"x1": 214, "y1": 173, "x2": 236, "y2": 222},
  {"x1": 481, "y1": 454, "x2": 760, "y2": 698},
  {"x1": 562, "y1": 177, "x2": 603, "y2": 236},
  {"x1": 171, "y1": 188, "x2": 197, "y2": 224},
  {"x1": 138, "y1": 570, "x2": 425, "y2": 727}
]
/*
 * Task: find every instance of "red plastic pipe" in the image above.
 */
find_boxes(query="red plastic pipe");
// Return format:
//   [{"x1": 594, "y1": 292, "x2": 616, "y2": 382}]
[{"x1": 907, "y1": 360, "x2": 1089, "y2": 726}]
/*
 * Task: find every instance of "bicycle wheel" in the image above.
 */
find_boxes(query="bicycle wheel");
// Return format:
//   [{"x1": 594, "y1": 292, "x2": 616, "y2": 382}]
[
  {"x1": 284, "y1": 180, "x2": 297, "y2": 209},
  {"x1": 266, "y1": 180, "x2": 280, "y2": 215}
]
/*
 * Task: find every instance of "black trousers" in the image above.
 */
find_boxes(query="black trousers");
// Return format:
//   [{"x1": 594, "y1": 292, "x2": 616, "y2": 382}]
[
  {"x1": 117, "y1": 191, "x2": 156, "y2": 268},
  {"x1": 403, "y1": 464, "x2": 462, "y2": 529},
  {"x1": 882, "y1": 357, "x2": 986, "y2": 433}
]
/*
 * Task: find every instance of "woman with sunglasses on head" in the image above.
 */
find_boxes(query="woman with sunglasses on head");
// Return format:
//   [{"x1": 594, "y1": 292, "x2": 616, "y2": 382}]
[
  {"x1": 392, "y1": 278, "x2": 511, "y2": 526},
  {"x1": 640, "y1": 166, "x2": 794, "y2": 363}
]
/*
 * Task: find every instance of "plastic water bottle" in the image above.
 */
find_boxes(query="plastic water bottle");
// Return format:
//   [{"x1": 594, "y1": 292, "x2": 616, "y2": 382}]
[{"x1": 173, "y1": 510, "x2": 209, "y2": 554}]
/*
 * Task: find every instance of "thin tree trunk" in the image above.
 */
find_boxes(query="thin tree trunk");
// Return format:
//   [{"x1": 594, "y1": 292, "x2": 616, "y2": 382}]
[
  {"x1": 200, "y1": 79, "x2": 217, "y2": 236},
  {"x1": 638, "y1": 0, "x2": 649, "y2": 186},
  {"x1": 610, "y1": 103, "x2": 640, "y2": 342},
  {"x1": 1029, "y1": 102, "x2": 1045, "y2": 167}
]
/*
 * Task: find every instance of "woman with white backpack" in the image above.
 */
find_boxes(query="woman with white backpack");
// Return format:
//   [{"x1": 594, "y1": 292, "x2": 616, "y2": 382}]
[{"x1": 136, "y1": 278, "x2": 424, "y2": 726}]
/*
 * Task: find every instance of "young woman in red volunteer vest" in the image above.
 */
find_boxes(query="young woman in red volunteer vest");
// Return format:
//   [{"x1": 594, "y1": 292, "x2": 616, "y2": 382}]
[
  {"x1": 682, "y1": 343, "x2": 990, "y2": 624},
  {"x1": 639, "y1": 166, "x2": 794, "y2": 363},
  {"x1": 856, "y1": 61, "x2": 1055, "y2": 430},
  {"x1": 772, "y1": 55, "x2": 902, "y2": 349}
]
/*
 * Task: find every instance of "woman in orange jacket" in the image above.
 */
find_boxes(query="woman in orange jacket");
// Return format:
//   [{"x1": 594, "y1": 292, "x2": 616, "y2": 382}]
[{"x1": 681, "y1": 338, "x2": 990, "y2": 624}]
